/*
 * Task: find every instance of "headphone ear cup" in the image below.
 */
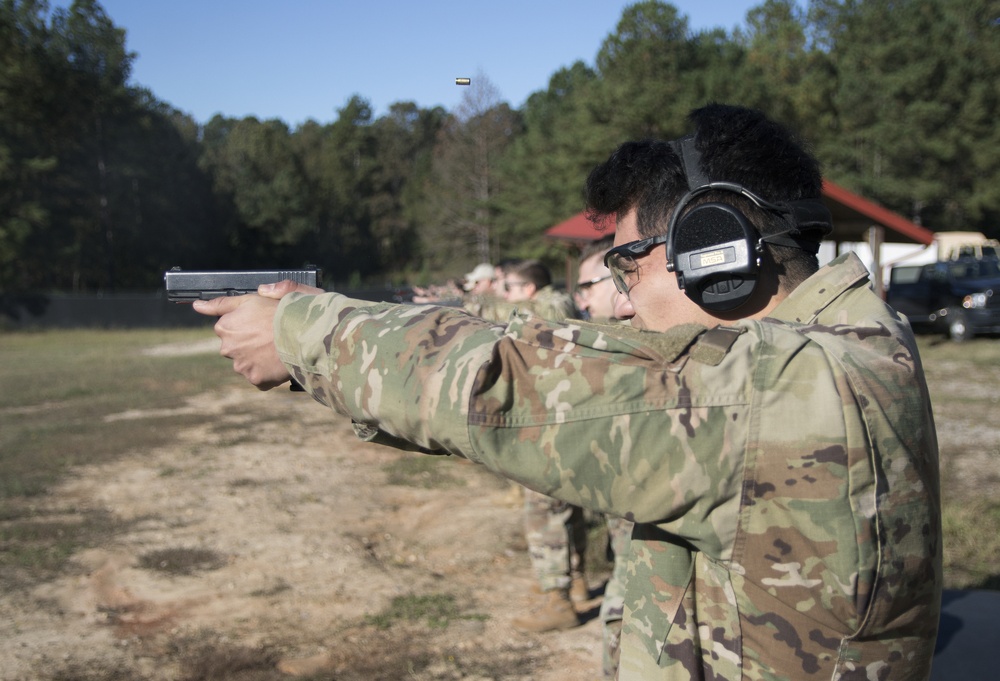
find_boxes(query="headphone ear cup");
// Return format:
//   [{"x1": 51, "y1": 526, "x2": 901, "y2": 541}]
[{"x1": 671, "y1": 202, "x2": 759, "y2": 312}]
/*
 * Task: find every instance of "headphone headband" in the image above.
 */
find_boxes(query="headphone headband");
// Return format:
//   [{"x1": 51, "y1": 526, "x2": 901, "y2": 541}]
[{"x1": 667, "y1": 135, "x2": 833, "y2": 240}]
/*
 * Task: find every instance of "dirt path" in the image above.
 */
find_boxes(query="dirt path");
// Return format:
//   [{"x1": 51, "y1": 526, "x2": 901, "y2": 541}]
[{"x1": 2, "y1": 387, "x2": 607, "y2": 681}]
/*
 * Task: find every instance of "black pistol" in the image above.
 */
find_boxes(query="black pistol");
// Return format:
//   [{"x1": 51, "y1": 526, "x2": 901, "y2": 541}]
[{"x1": 164, "y1": 266, "x2": 322, "y2": 302}]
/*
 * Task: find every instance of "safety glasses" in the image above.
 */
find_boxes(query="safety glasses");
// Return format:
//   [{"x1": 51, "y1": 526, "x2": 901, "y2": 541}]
[
  {"x1": 603, "y1": 234, "x2": 669, "y2": 296},
  {"x1": 574, "y1": 274, "x2": 612, "y2": 294}
]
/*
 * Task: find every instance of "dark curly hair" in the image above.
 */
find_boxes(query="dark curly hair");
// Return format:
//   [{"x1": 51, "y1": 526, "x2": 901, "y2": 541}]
[{"x1": 584, "y1": 103, "x2": 825, "y2": 291}]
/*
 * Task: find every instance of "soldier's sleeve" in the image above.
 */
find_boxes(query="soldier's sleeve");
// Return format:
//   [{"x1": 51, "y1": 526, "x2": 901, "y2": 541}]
[
  {"x1": 274, "y1": 291, "x2": 505, "y2": 456},
  {"x1": 274, "y1": 292, "x2": 747, "y2": 531},
  {"x1": 463, "y1": 317, "x2": 747, "y2": 530}
]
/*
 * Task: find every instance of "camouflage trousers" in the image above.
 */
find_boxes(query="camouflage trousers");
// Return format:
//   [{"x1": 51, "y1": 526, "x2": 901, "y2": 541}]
[
  {"x1": 522, "y1": 486, "x2": 587, "y2": 592},
  {"x1": 600, "y1": 515, "x2": 633, "y2": 680}
]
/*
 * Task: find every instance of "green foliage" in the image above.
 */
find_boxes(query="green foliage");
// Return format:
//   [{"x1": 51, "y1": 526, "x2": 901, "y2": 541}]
[
  {"x1": 200, "y1": 116, "x2": 313, "y2": 260},
  {"x1": 421, "y1": 73, "x2": 521, "y2": 275},
  {"x1": 595, "y1": 1, "x2": 695, "y2": 140},
  {"x1": 494, "y1": 62, "x2": 606, "y2": 265},
  {"x1": 2, "y1": 0, "x2": 1000, "y2": 294},
  {"x1": 0, "y1": 328, "x2": 235, "y2": 500},
  {"x1": 733, "y1": 0, "x2": 835, "y2": 132},
  {"x1": 0, "y1": 0, "x2": 62, "y2": 290},
  {"x1": 367, "y1": 102, "x2": 446, "y2": 272},
  {"x1": 815, "y1": 0, "x2": 1000, "y2": 229}
]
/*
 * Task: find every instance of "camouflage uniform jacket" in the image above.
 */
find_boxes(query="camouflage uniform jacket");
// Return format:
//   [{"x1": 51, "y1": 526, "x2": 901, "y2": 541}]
[
  {"x1": 524, "y1": 284, "x2": 576, "y2": 322},
  {"x1": 466, "y1": 285, "x2": 576, "y2": 324},
  {"x1": 273, "y1": 252, "x2": 942, "y2": 680}
]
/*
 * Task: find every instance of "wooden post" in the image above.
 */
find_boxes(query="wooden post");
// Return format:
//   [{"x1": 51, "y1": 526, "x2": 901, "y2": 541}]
[{"x1": 868, "y1": 225, "x2": 885, "y2": 299}]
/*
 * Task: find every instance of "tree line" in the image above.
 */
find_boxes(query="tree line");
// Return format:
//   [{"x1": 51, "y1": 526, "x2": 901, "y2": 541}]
[{"x1": 2, "y1": 0, "x2": 998, "y2": 294}]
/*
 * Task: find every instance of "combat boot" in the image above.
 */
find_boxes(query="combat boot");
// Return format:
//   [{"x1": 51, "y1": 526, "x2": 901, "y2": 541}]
[
  {"x1": 511, "y1": 588, "x2": 581, "y2": 632},
  {"x1": 529, "y1": 575, "x2": 588, "y2": 601}
]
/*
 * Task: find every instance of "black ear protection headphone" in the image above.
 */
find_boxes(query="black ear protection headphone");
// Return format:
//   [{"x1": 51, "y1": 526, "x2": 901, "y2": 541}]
[{"x1": 665, "y1": 135, "x2": 834, "y2": 312}]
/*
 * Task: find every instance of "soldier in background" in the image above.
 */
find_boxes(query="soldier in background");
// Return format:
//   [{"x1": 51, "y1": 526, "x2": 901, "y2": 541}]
[
  {"x1": 459, "y1": 262, "x2": 499, "y2": 317},
  {"x1": 499, "y1": 259, "x2": 575, "y2": 323},
  {"x1": 411, "y1": 262, "x2": 496, "y2": 307},
  {"x1": 574, "y1": 236, "x2": 633, "y2": 679},
  {"x1": 498, "y1": 259, "x2": 588, "y2": 632},
  {"x1": 574, "y1": 237, "x2": 617, "y2": 323}
]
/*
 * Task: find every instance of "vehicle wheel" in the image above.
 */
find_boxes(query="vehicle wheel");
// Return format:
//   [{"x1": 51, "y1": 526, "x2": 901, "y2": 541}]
[{"x1": 947, "y1": 309, "x2": 973, "y2": 342}]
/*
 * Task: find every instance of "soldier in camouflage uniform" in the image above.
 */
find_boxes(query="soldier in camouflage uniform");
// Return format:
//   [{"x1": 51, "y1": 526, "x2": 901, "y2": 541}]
[
  {"x1": 458, "y1": 262, "x2": 500, "y2": 318},
  {"x1": 499, "y1": 259, "x2": 589, "y2": 632},
  {"x1": 197, "y1": 103, "x2": 941, "y2": 680},
  {"x1": 575, "y1": 236, "x2": 634, "y2": 680},
  {"x1": 500, "y1": 259, "x2": 576, "y2": 321}
]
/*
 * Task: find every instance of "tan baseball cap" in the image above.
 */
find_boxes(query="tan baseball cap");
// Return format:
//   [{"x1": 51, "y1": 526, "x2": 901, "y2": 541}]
[{"x1": 463, "y1": 263, "x2": 495, "y2": 291}]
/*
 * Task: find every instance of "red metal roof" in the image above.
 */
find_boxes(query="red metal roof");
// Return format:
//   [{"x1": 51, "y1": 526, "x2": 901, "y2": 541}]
[
  {"x1": 821, "y1": 179, "x2": 934, "y2": 245},
  {"x1": 545, "y1": 180, "x2": 936, "y2": 245},
  {"x1": 545, "y1": 211, "x2": 609, "y2": 242}
]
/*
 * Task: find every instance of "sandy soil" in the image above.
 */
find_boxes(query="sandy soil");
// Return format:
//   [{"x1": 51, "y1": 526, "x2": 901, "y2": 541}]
[{"x1": 2, "y1": 380, "x2": 608, "y2": 681}]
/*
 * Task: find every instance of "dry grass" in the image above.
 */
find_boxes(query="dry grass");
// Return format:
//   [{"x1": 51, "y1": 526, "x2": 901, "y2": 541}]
[{"x1": 0, "y1": 329, "x2": 237, "y2": 590}]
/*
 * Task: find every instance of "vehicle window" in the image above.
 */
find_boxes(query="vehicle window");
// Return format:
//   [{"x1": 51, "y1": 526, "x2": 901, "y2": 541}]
[
  {"x1": 890, "y1": 266, "x2": 923, "y2": 285},
  {"x1": 979, "y1": 259, "x2": 1000, "y2": 277},
  {"x1": 949, "y1": 263, "x2": 974, "y2": 279}
]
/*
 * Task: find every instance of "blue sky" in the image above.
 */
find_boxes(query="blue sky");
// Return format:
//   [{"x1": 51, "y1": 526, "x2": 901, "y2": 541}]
[{"x1": 53, "y1": 0, "x2": 765, "y2": 127}]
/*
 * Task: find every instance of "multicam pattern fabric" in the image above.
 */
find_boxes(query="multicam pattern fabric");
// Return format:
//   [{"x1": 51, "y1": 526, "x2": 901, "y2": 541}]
[
  {"x1": 523, "y1": 487, "x2": 587, "y2": 591},
  {"x1": 469, "y1": 284, "x2": 587, "y2": 596},
  {"x1": 602, "y1": 514, "x2": 632, "y2": 678},
  {"x1": 461, "y1": 292, "x2": 503, "y2": 319},
  {"x1": 463, "y1": 285, "x2": 575, "y2": 324},
  {"x1": 524, "y1": 284, "x2": 577, "y2": 322},
  {"x1": 274, "y1": 252, "x2": 942, "y2": 681},
  {"x1": 502, "y1": 285, "x2": 585, "y2": 596},
  {"x1": 588, "y1": 314, "x2": 634, "y2": 679}
]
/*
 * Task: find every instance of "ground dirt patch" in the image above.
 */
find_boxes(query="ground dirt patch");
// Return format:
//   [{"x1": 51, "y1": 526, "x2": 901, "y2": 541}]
[{"x1": 2, "y1": 386, "x2": 610, "y2": 681}]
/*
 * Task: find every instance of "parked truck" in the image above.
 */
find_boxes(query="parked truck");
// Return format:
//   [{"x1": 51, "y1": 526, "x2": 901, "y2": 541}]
[{"x1": 886, "y1": 252, "x2": 1000, "y2": 342}]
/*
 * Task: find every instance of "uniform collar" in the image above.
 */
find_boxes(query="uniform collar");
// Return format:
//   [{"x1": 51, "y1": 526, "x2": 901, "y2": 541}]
[{"x1": 769, "y1": 252, "x2": 871, "y2": 325}]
